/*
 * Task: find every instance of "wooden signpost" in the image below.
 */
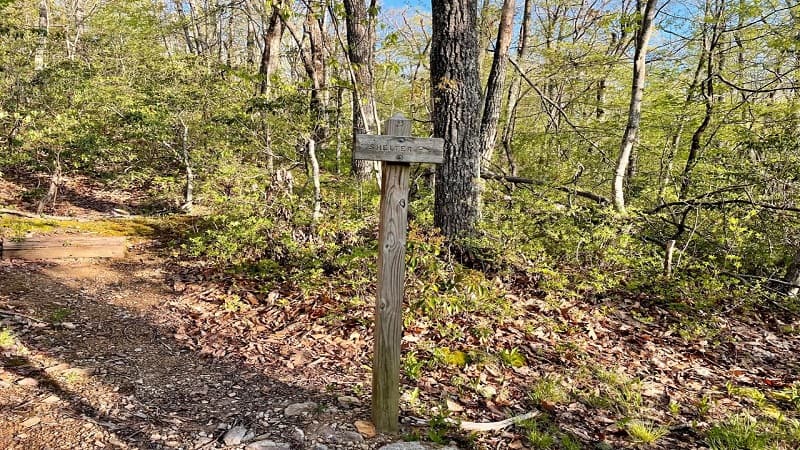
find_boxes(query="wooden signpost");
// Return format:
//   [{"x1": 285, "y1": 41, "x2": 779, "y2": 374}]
[{"x1": 354, "y1": 114, "x2": 443, "y2": 433}]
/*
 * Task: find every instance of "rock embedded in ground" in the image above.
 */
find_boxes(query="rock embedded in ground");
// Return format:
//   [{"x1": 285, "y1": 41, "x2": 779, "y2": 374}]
[
  {"x1": 337, "y1": 396, "x2": 361, "y2": 407},
  {"x1": 20, "y1": 417, "x2": 41, "y2": 428},
  {"x1": 245, "y1": 439, "x2": 292, "y2": 450},
  {"x1": 319, "y1": 428, "x2": 364, "y2": 445},
  {"x1": 222, "y1": 425, "x2": 249, "y2": 446},
  {"x1": 284, "y1": 401, "x2": 318, "y2": 417},
  {"x1": 17, "y1": 377, "x2": 38, "y2": 387},
  {"x1": 379, "y1": 443, "x2": 460, "y2": 450}
]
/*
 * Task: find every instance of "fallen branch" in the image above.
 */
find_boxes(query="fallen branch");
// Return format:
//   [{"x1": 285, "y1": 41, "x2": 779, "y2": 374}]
[
  {"x1": 451, "y1": 411, "x2": 540, "y2": 432},
  {"x1": 481, "y1": 172, "x2": 609, "y2": 204},
  {"x1": 648, "y1": 198, "x2": 800, "y2": 215},
  {"x1": 0, "y1": 309, "x2": 46, "y2": 324}
]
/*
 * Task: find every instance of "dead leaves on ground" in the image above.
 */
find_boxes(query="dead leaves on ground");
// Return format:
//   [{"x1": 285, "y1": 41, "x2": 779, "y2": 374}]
[{"x1": 162, "y1": 263, "x2": 800, "y2": 449}]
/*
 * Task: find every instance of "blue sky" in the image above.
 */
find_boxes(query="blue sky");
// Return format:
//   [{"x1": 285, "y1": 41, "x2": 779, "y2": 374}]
[{"x1": 382, "y1": 0, "x2": 429, "y2": 11}]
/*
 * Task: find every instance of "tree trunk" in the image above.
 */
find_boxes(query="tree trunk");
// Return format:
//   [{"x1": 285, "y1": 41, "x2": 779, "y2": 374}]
[
  {"x1": 343, "y1": 0, "x2": 381, "y2": 181},
  {"x1": 479, "y1": 0, "x2": 516, "y2": 166},
  {"x1": 431, "y1": 0, "x2": 483, "y2": 239},
  {"x1": 34, "y1": 0, "x2": 48, "y2": 71},
  {"x1": 500, "y1": 0, "x2": 533, "y2": 177},
  {"x1": 612, "y1": 0, "x2": 659, "y2": 214},
  {"x1": 656, "y1": 49, "x2": 706, "y2": 203},
  {"x1": 335, "y1": 86, "x2": 343, "y2": 174},
  {"x1": 308, "y1": 138, "x2": 322, "y2": 223},
  {"x1": 173, "y1": 0, "x2": 196, "y2": 54},
  {"x1": 258, "y1": 5, "x2": 283, "y2": 96},
  {"x1": 37, "y1": 150, "x2": 61, "y2": 215},
  {"x1": 246, "y1": 18, "x2": 255, "y2": 67},
  {"x1": 178, "y1": 119, "x2": 194, "y2": 212},
  {"x1": 679, "y1": 0, "x2": 721, "y2": 200}
]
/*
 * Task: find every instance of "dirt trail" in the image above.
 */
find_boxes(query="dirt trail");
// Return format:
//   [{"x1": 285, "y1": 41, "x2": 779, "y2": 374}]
[{"x1": 0, "y1": 246, "x2": 381, "y2": 450}]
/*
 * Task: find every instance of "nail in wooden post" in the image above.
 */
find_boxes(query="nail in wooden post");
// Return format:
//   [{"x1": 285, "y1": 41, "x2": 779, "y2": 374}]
[{"x1": 372, "y1": 113, "x2": 412, "y2": 432}]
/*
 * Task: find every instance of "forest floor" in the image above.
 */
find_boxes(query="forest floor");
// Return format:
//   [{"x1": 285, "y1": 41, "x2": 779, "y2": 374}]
[{"x1": 1, "y1": 177, "x2": 800, "y2": 450}]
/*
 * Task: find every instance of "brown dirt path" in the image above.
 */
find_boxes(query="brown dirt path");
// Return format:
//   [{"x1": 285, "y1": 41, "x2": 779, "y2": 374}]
[{"x1": 0, "y1": 246, "x2": 382, "y2": 450}]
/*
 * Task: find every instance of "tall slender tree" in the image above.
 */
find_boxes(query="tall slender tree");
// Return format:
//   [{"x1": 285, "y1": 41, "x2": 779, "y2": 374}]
[
  {"x1": 612, "y1": 0, "x2": 659, "y2": 214},
  {"x1": 343, "y1": 0, "x2": 380, "y2": 180},
  {"x1": 479, "y1": 0, "x2": 516, "y2": 166}
]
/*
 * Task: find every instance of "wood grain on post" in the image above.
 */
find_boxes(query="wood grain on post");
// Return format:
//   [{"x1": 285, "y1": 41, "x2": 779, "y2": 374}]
[{"x1": 372, "y1": 113, "x2": 412, "y2": 433}]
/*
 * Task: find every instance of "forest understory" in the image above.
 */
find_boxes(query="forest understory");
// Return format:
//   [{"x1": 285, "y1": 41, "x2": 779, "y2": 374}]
[
  {"x1": 2, "y1": 0, "x2": 800, "y2": 448},
  {"x1": 1, "y1": 174, "x2": 799, "y2": 450}
]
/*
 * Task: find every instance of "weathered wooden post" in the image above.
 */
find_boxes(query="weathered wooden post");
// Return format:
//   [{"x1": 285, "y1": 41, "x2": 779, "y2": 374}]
[{"x1": 354, "y1": 114, "x2": 443, "y2": 433}]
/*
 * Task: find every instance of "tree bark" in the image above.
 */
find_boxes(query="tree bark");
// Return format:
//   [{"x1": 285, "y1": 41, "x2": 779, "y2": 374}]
[
  {"x1": 479, "y1": 0, "x2": 516, "y2": 166},
  {"x1": 34, "y1": 0, "x2": 48, "y2": 71},
  {"x1": 431, "y1": 0, "x2": 483, "y2": 239},
  {"x1": 308, "y1": 138, "x2": 322, "y2": 223},
  {"x1": 178, "y1": 118, "x2": 194, "y2": 212},
  {"x1": 258, "y1": 5, "x2": 283, "y2": 96},
  {"x1": 679, "y1": 1, "x2": 721, "y2": 200},
  {"x1": 37, "y1": 150, "x2": 61, "y2": 215},
  {"x1": 172, "y1": 0, "x2": 196, "y2": 54},
  {"x1": 612, "y1": 0, "x2": 659, "y2": 214},
  {"x1": 500, "y1": 0, "x2": 533, "y2": 176},
  {"x1": 343, "y1": 0, "x2": 381, "y2": 180}
]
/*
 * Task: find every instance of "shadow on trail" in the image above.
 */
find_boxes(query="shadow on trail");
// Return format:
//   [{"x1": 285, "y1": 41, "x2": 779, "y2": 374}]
[{"x1": 0, "y1": 258, "x2": 337, "y2": 449}]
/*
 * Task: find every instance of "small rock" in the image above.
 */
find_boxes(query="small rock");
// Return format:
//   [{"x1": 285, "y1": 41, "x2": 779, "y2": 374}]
[
  {"x1": 21, "y1": 417, "x2": 41, "y2": 428},
  {"x1": 17, "y1": 378, "x2": 38, "y2": 387},
  {"x1": 42, "y1": 395, "x2": 60, "y2": 404},
  {"x1": 223, "y1": 426, "x2": 249, "y2": 446},
  {"x1": 330, "y1": 431, "x2": 364, "y2": 444},
  {"x1": 44, "y1": 363, "x2": 71, "y2": 374},
  {"x1": 337, "y1": 396, "x2": 361, "y2": 407},
  {"x1": 284, "y1": 401, "x2": 317, "y2": 417},
  {"x1": 292, "y1": 427, "x2": 305, "y2": 442},
  {"x1": 379, "y1": 444, "x2": 460, "y2": 450},
  {"x1": 61, "y1": 322, "x2": 77, "y2": 330},
  {"x1": 310, "y1": 445, "x2": 329, "y2": 450},
  {"x1": 194, "y1": 436, "x2": 214, "y2": 447},
  {"x1": 245, "y1": 440, "x2": 292, "y2": 450}
]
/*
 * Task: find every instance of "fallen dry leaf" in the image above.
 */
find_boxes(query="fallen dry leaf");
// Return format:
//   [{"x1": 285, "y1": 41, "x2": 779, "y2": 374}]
[
  {"x1": 354, "y1": 420, "x2": 376, "y2": 438},
  {"x1": 446, "y1": 398, "x2": 465, "y2": 412}
]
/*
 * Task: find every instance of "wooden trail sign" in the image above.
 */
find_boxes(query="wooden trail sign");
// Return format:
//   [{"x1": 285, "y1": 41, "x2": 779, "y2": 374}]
[{"x1": 356, "y1": 114, "x2": 443, "y2": 433}]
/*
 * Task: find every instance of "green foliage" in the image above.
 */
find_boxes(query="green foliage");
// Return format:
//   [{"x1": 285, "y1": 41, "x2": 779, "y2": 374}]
[
  {"x1": 625, "y1": 419, "x2": 669, "y2": 445},
  {"x1": 707, "y1": 414, "x2": 770, "y2": 450},
  {"x1": 518, "y1": 416, "x2": 581, "y2": 450},
  {"x1": 529, "y1": 375, "x2": 569, "y2": 406},
  {"x1": 0, "y1": 328, "x2": 15, "y2": 347},
  {"x1": 50, "y1": 308, "x2": 71, "y2": 324},
  {"x1": 402, "y1": 352, "x2": 424, "y2": 381},
  {"x1": 498, "y1": 347, "x2": 526, "y2": 368},
  {"x1": 707, "y1": 412, "x2": 800, "y2": 450}
]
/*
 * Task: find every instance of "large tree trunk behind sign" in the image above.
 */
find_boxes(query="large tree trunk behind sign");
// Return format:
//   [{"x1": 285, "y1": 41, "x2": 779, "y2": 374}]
[{"x1": 431, "y1": 0, "x2": 483, "y2": 239}]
